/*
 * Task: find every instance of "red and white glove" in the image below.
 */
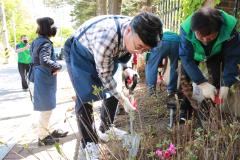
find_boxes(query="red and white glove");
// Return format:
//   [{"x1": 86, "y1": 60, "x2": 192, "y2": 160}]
[
  {"x1": 119, "y1": 92, "x2": 136, "y2": 113},
  {"x1": 219, "y1": 86, "x2": 229, "y2": 100},
  {"x1": 124, "y1": 68, "x2": 140, "y2": 79},
  {"x1": 198, "y1": 82, "x2": 217, "y2": 101}
]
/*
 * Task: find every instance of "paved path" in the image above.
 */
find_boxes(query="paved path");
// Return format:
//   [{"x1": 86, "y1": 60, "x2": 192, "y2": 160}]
[{"x1": 0, "y1": 60, "x2": 79, "y2": 160}]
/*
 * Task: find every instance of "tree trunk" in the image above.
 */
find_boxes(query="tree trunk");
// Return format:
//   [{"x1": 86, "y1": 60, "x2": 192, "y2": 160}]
[
  {"x1": 108, "y1": 0, "x2": 122, "y2": 15},
  {"x1": 97, "y1": 0, "x2": 107, "y2": 15}
]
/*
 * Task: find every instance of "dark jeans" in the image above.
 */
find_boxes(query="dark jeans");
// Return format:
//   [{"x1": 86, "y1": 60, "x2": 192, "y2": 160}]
[
  {"x1": 76, "y1": 96, "x2": 118, "y2": 147},
  {"x1": 146, "y1": 40, "x2": 179, "y2": 94},
  {"x1": 18, "y1": 62, "x2": 30, "y2": 89}
]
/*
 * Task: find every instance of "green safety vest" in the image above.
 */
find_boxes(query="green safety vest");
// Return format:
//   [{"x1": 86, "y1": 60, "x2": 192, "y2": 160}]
[
  {"x1": 181, "y1": 10, "x2": 237, "y2": 61},
  {"x1": 17, "y1": 42, "x2": 31, "y2": 64}
]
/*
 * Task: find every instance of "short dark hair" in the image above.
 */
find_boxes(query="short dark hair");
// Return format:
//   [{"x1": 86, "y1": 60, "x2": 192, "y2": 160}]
[
  {"x1": 130, "y1": 12, "x2": 163, "y2": 48},
  {"x1": 21, "y1": 35, "x2": 27, "y2": 39},
  {"x1": 191, "y1": 7, "x2": 223, "y2": 36},
  {"x1": 36, "y1": 17, "x2": 57, "y2": 37}
]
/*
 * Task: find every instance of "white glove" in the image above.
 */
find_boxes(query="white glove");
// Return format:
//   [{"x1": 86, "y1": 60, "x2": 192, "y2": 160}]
[
  {"x1": 219, "y1": 86, "x2": 229, "y2": 100},
  {"x1": 120, "y1": 93, "x2": 136, "y2": 113},
  {"x1": 192, "y1": 83, "x2": 204, "y2": 103},
  {"x1": 124, "y1": 68, "x2": 140, "y2": 79},
  {"x1": 198, "y1": 82, "x2": 217, "y2": 101}
]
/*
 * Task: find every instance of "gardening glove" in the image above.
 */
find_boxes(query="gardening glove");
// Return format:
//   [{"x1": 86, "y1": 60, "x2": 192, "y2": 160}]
[
  {"x1": 124, "y1": 68, "x2": 140, "y2": 79},
  {"x1": 198, "y1": 82, "x2": 217, "y2": 101},
  {"x1": 219, "y1": 86, "x2": 229, "y2": 100},
  {"x1": 192, "y1": 83, "x2": 204, "y2": 103},
  {"x1": 119, "y1": 92, "x2": 136, "y2": 113}
]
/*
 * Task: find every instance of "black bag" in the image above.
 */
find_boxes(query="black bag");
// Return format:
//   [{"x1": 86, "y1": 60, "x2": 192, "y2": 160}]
[{"x1": 28, "y1": 63, "x2": 34, "y2": 83}]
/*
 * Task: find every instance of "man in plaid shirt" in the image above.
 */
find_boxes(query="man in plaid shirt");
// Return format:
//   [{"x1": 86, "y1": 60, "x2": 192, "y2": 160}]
[{"x1": 64, "y1": 12, "x2": 162, "y2": 159}]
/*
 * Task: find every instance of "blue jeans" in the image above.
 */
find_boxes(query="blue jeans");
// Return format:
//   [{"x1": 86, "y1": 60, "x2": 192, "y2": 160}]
[{"x1": 145, "y1": 40, "x2": 179, "y2": 94}]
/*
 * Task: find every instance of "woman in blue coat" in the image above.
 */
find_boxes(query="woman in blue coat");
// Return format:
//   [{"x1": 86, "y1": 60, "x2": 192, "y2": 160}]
[{"x1": 30, "y1": 17, "x2": 68, "y2": 146}]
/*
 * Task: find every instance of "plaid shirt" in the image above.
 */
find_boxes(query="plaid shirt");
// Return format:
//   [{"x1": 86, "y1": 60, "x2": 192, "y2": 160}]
[{"x1": 75, "y1": 15, "x2": 132, "y2": 99}]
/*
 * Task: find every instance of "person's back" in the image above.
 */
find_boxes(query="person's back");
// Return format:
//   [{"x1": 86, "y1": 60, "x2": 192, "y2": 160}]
[
  {"x1": 64, "y1": 12, "x2": 163, "y2": 160},
  {"x1": 145, "y1": 31, "x2": 179, "y2": 95}
]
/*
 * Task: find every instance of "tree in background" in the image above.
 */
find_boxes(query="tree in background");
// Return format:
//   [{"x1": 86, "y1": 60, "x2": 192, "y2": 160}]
[
  {"x1": 108, "y1": 0, "x2": 122, "y2": 15},
  {"x1": 69, "y1": 0, "x2": 97, "y2": 27},
  {"x1": 0, "y1": 0, "x2": 36, "y2": 48},
  {"x1": 97, "y1": 0, "x2": 107, "y2": 15}
]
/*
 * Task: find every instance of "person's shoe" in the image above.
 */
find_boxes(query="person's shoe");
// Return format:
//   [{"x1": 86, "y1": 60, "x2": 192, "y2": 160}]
[
  {"x1": 38, "y1": 135, "x2": 59, "y2": 146},
  {"x1": 97, "y1": 126, "x2": 127, "y2": 142},
  {"x1": 84, "y1": 142, "x2": 100, "y2": 160},
  {"x1": 50, "y1": 129, "x2": 68, "y2": 138},
  {"x1": 147, "y1": 88, "x2": 156, "y2": 97},
  {"x1": 179, "y1": 109, "x2": 187, "y2": 124}
]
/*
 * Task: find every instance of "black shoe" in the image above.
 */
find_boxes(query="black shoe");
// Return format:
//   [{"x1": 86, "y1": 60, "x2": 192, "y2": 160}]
[
  {"x1": 50, "y1": 129, "x2": 68, "y2": 138},
  {"x1": 179, "y1": 109, "x2": 188, "y2": 124},
  {"x1": 38, "y1": 135, "x2": 59, "y2": 146}
]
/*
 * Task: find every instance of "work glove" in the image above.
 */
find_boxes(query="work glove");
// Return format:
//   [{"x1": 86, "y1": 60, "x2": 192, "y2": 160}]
[
  {"x1": 119, "y1": 92, "x2": 136, "y2": 113},
  {"x1": 219, "y1": 86, "x2": 229, "y2": 100},
  {"x1": 124, "y1": 68, "x2": 140, "y2": 79},
  {"x1": 198, "y1": 82, "x2": 217, "y2": 101},
  {"x1": 192, "y1": 83, "x2": 204, "y2": 103}
]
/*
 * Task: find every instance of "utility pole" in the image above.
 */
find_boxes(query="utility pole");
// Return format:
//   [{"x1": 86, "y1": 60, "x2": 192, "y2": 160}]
[
  {"x1": 0, "y1": 2, "x2": 10, "y2": 63},
  {"x1": 0, "y1": 2, "x2": 10, "y2": 49},
  {"x1": 11, "y1": 11, "x2": 16, "y2": 48}
]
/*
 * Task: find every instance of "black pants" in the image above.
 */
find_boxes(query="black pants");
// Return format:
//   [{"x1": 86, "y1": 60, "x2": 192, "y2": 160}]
[
  {"x1": 18, "y1": 63, "x2": 30, "y2": 89},
  {"x1": 76, "y1": 96, "x2": 118, "y2": 147}
]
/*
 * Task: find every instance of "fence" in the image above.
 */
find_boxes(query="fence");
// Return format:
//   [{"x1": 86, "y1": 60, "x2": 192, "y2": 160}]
[
  {"x1": 155, "y1": 0, "x2": 240, "y2": 33},
  {"x1": 155, "y1": 0, "x2": 182, "y2": 33}
]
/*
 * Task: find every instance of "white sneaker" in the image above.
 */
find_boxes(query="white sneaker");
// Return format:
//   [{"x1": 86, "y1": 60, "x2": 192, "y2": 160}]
[
  {"x1": 97, "y1": 126, "x2": 127, "y2": 142},
  {"x1": 84, "y1": 142, "x2": 100, "y2": 160}
]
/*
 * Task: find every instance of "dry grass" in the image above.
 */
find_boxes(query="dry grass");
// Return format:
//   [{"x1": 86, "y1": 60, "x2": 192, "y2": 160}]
[{"x1": 101, "y1": 81, "x2": 240, "y2": 160}]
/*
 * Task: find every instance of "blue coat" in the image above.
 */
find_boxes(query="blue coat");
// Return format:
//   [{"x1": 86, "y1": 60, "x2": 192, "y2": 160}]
[
  {"x1": 30, "y1": 36, "x2": 61, "y2": 111},
  {"x1": 179, "y1": 27, "x2": 240, "y2": 87}
]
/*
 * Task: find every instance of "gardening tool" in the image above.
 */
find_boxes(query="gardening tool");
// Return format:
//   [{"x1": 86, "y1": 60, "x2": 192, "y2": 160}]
[{"x1": 123, "y1": 74, "x2": 141, "y2": 159}]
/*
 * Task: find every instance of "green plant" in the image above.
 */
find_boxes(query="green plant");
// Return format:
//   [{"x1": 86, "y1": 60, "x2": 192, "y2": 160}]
[{"x1": 180, "y1": 0, "x2": 221, "y2": 22}]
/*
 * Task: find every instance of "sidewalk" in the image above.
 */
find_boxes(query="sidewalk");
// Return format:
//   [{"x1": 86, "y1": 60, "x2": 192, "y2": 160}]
[
  {"x1": 3, "y1": 98, "x2": 79, "y2": 160},
  {"x1": 0, "y1": 61, "x2": 80, "y2": 160}
]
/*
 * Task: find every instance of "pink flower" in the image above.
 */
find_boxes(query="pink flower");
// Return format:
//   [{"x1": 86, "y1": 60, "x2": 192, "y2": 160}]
[
  {"x1": 155, "y1": 148, "x2": 163, "y2": 157},
  {"x1": 164, "y1": 150, "x2": 171, "y2": 159},
  {"x1": 168, "y1": 143, "x2": 176, "y2": 155}
]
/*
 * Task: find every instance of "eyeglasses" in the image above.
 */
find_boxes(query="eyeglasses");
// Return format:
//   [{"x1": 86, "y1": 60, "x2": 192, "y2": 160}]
[{"x1": 131, "y1": 31, "x2": 150, "y2": 53}]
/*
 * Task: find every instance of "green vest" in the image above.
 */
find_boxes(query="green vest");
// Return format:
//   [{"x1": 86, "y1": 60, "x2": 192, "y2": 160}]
[
  {"x1": 181, "y1": 10, "x2": 237, "y2": 61},
  {"x1": 17, "y1": 42, "x2": 31, "y2": 64}
]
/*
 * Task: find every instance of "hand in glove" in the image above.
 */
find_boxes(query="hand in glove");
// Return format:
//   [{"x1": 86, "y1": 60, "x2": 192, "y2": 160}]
[
  {"x1": 119, "y1": 92, "x2": 136, "y2": 113},
  {"x1": 198, "y1": 82, "x2": 217, "y2": 101},
  {"x1": 219, "y1": 86, "x2": 229, "y2": 100},
  {"x1": 124, "y1": 68, "x2": 140, "y2": 79}
]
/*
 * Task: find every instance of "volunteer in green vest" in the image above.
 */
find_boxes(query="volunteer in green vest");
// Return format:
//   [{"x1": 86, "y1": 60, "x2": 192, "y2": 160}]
[
  {"x1": 16, "y1": 35, "x2": 31, "y2": 90},
  {"x1": 179, "y1": 7, "x2": 240, "y2": 117}
]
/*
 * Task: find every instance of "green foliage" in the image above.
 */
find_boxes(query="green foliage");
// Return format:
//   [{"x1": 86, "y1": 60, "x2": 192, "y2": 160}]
[
  {"x1": 68, "y1": 0, "x2": 97, "y2": 28},
  {"x1": 121, "y1": 0, "x2": 142, "y2": 16},
  {"x1": 92, "y1": 85, "x2": 103, "y2": 96},
  {"x1": 180, "y1": 0, "x2": 221, "y2": 22},
  {"x1": 0, "y1": 0, "x2": 36, "y2": 47},
  {"x1": 44, "y1": 0, "x2": 66, "y2": 8},
  {"x1": 54, "y1": 143, "x2": 63, "y2": 155}
]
